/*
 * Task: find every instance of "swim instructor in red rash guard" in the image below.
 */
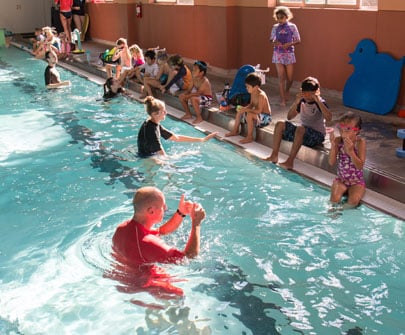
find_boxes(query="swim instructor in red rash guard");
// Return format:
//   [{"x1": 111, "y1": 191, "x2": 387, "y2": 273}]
[{"x1": 112, "y1": 186, "x2": 205, "y2": 267}]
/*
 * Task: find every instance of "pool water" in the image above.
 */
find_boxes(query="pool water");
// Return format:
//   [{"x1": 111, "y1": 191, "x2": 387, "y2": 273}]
[{"x1": 0, "y1": 47, "x2": 404, "y2": 335}]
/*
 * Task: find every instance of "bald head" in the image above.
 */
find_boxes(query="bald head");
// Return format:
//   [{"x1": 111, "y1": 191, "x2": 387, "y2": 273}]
[{"x1": 133, "y1": 186, "x2": 164, "y2": 213}]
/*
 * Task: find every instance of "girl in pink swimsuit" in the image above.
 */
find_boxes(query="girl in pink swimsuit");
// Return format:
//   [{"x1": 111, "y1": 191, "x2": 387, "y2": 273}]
[{"x1": 328, "y1": 112, "x2": 366, "y2": 207}]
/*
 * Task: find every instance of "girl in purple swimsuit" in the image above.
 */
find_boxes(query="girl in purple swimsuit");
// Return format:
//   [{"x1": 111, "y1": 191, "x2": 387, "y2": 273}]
[
  {"x1": 270, "y1": 6, "x2": 300, "y2": 107},
  {"x1": 328, "y1": 112, "x2": 366, "y2": 208}
]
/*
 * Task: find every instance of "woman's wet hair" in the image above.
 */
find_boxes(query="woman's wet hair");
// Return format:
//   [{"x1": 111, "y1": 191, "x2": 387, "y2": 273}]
[{"x1": 144, "y1": 96, "x2": 165, "y2": 116}]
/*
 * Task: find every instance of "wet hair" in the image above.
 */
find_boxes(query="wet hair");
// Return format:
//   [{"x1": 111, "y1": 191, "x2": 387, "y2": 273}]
[
  {"x1": 245, "y1": 72, "x2": 262, "y2": 87},
  {"x1": 301, "y1": 76, "x2": 320, "y2": 92},
  {"x1": 104, "y1": 77, "x2": 114, "y2": 91},
  {"x1": 194, "y1": 60, "x2": 208, "y2": 75},
  {"x1": 338, "y1": 111, "x2": 362, "y2": 130},
  {"x1": 103, "y1": 77, "x2": 123, "y2": 100},
  {"x1": 45, "y1": 51, "x2": 51, "y2": 60},
  {"x1": 144, "y1": 96, "x2": 165, "y2": 116},
  {"x1": 144, "y1": 49, "x2": 156, "y2": 60},
  {"x1": 168, "y1": 54, "x2": 184, "y2": 67},
  {"x1": 273, "y1": 6, "x2": 293, "y2": 21}
]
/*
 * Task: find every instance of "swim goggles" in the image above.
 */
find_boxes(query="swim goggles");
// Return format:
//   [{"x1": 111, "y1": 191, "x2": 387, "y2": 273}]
[
  {"x1": 194, "y1": 60, "x2": 207, "y2": 69},
  {"x1": 337, "y1": 124, "x2": 360, "y2": 132}
]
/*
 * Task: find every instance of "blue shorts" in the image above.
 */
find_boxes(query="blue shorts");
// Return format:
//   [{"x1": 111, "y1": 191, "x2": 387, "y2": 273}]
[
  {"x1": 159, "y1": 73, "x2": 168, "y2": 85},
  {"x1": 257, "y1": 113, "x2": 272, "y2": 128},
  {"x1": 282, "y1": 121, "x2": 325, "y2": 148},
  {"x1": 240, "y1": 113, "x2": 272, "y2": 127}
]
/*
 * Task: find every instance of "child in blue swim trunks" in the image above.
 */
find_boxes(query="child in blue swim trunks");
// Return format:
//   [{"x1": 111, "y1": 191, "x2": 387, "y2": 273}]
[{"x1": 225, "y1": 72, "x2": 272, "y2": 144}]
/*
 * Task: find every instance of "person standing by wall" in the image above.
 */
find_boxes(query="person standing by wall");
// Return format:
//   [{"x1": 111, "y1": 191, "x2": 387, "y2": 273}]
[
  {"x1": 55, "y1": 0, "x2": 73, "y2": 42},
  {"x1": 72, "y1": 0, "x2": 86, "y2": 39},
  {"x1": 270, "y1": 6, "x2": 300, "y2": 107}
]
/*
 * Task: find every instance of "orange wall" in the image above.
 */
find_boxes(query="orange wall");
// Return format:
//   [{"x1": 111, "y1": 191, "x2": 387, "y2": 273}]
[{"x1": 87, "y1": 3, "x2": 405, "y2": 106}]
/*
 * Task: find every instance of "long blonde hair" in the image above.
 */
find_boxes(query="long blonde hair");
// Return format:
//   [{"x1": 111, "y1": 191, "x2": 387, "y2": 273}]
[{"x1": 129, "y1": 44, "x2": 144, "y2": 61}]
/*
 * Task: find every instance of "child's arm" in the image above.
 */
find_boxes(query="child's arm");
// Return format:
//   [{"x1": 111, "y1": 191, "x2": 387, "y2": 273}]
[
  {"x1": 328, "y1": 133, "x2": 340, "y2": 166},
  {"x1": 314, "y1": 92, "x2": 332, "y2": 122},
  {"x1": 345, "y1": 137, "x2": 366, "y2": 170},
  {"x1": 163, "y1": 66, "x2": 186, "y2": 91},
  {"x1": 169, "y1": 132, "x2": 217, "y2": 143},
  {"x1": 246, "y1": 92, "x2": 271, "y2": 115},
  {"x1": 287, "y1": 94, "x2": 301, "y2": 120}
]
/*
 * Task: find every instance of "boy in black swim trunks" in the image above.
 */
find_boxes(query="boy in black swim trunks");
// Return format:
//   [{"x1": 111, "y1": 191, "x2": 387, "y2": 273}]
[{"x1": 264, "y1": 76, "x2": 332, "y2": 170}]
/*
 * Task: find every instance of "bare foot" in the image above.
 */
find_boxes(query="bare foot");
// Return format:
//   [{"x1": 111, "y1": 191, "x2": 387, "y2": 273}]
[
  {"x1": 263, "y1": 154, "x2": 278, "y2": 163},
  {"x1": 279, "y1": 161, "x2": 294, "y2": 170},
  {"x1": 279, "y1": 101, "x2": 286, "y2": 107},
  {"x1": 193, "y1": 117, "x2": 203, "y2": 124},
  {"x1": 181, "y1": 114, "x2": 193, "y2": 120},
  {"x1": 225, "y1": 132, "x2": 238, "y2": 137},
  {"x1": 239, "y1": 137, "x2": 253, "y2": 144}
]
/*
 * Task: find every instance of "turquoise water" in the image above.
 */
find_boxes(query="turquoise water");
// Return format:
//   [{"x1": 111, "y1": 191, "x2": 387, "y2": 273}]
[{"x1": 0, "y1": 47, "x2": 404, "y2": 335}]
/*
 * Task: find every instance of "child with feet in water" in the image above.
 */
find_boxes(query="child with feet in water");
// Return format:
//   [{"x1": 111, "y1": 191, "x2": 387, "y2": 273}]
[{"x1": 328, "y1": 111, "x2": 366, "y2": 208}]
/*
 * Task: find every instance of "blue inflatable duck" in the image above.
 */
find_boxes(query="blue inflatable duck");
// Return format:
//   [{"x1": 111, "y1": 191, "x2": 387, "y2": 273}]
[{"x1": 343, "y1": 39, "x2": 405, "y2": 115}]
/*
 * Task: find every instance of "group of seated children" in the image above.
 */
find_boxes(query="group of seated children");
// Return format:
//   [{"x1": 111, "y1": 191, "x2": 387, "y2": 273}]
[
  {"x1": 31, "y1": 26, "x2": 73, "y2": 60},
  {"x1": 100, "y1": 39, "x2": 366, "y2": 208},
  {"x1": 104, "y1": 38, "x2": 133, "y2": 80}
]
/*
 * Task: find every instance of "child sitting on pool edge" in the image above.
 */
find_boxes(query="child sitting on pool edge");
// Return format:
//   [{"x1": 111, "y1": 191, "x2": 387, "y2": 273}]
[
  {"x1": 264, "y1": 76, "x2": 331, "y2": 169},
  {"x1": 225, "y1": 72, "x2": 272, "y2": 144},
  {"x1": 142, "y1": 51, "x2": 170, "y2": 98},
  {"x1": 178, "y1": 60, "x2": 213, "y2": 124},
  {"x1": 328, "y1": 111, "x2": 366, "y2": 208},
  {"x1": 161, "y1": 54, "x2": 193, "y2": 95}
]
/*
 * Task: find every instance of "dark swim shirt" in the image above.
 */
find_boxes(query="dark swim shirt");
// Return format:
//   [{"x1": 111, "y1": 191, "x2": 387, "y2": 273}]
[
  {"x1": 137, "y1": 119, "x2": 173, "y2": 157},
  {"x1": 44, "y1": 66, "x2": 58, "y2": 85}
]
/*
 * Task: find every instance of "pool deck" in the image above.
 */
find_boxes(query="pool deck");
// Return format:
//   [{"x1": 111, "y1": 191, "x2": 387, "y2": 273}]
[{"x1": 9, "y1": 39, "x2": 405, "y2": 219}]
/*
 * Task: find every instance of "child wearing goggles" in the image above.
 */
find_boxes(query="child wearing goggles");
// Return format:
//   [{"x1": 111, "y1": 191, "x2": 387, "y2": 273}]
[{"x1": 328, "y1": 111, "x2": 366, "y2": 208}]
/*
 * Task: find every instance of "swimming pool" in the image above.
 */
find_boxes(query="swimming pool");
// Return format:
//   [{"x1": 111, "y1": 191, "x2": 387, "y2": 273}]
[{"x1": 0, "y1": 46, "x2": 404, "y2": 335}]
